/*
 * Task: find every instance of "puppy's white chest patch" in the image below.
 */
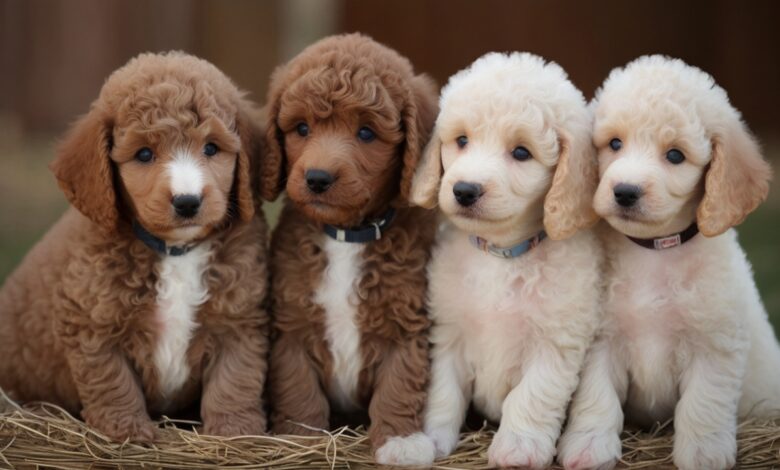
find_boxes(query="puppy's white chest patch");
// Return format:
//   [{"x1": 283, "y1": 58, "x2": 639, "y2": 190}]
[
  {"x1": 315, "y1": 238, "x2": 365, "y2": 411},
  {"x1": 153, "y1": 242, "x2": 211, "y2": 398}
]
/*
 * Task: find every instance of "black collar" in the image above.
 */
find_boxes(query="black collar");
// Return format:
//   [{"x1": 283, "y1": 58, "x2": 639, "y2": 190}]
[
  {"x1": 132, "y1": 220, "x2": 197, "y2": 256},
  {"x1": 323, "y1": 208, "x2": 396, "y2": 243},
  {"x1": 626, "y1": 223, "x2": 699, "y2": 250}
]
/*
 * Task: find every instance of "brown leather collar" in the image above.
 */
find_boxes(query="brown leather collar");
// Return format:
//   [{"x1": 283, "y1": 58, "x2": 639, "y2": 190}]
[{"x1": 626, "y1": 223, "x2": 699, "y2": 250}]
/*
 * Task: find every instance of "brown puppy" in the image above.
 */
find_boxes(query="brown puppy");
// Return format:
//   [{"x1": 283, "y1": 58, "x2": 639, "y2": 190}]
[
  {"x1": 261, "y1": 34, "x2": 439, "y2": 465},
  {"x1": 0, "y1": 52, "x2": 269, "y2": 441}
]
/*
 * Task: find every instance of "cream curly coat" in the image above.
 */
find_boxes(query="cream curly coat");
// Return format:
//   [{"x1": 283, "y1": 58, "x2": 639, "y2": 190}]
[
  {"x1": 408, "y1": 52, "x2": 603, "y2": 469},
  {"x1": 558, "y1": 55, "x2": 780, "y2": 470}
]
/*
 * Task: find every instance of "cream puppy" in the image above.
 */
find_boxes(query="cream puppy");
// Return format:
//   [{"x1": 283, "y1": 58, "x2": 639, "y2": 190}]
[
  {"x1": 558, "y1": 55, "x2": 780, "y2": 470},
  {"x1": 410, "y1": 52, "x2": 602, "y2": 468}
]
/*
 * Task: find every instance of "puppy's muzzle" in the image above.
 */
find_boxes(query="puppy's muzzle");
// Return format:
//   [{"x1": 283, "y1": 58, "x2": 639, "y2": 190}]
[
  {"x1": 172, "y1": 194, "x2": 202, "y2": 218},
  {"x1": 305, "y1": 169, "x2": 335, "y2": 194},
  {"x1": 453, "y1": 181, "x2": 483, "y2": 207},
  {"x1": 613, "y1": 183, "x2": 642, "y2": 208}
]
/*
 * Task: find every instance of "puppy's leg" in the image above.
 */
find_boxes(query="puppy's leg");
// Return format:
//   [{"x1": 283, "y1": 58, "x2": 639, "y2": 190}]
[
  {"x1": 67, "y1": 348, "x2": 156, "y2": 442},
  {"x1": 557, "y1": 338, "x2": 627, "y2": 470},
  {"x1": 269, "y1": 333, "x2": 329, "y2": 435},
  {"x1": 370, "y1": 336, "x2": 435, "y2": 466},
  {"x1": 673, "y1": 347, "x2": 746, "y2": 470},
  {"x1": 423, "y1": 343, "x2": 471, "y2": 459},
  {"x1": 488, "y1": 342, "x2": 588, "y2": 469},
  {"x1": 201, "y1": 320, "x2": 268, "y2": 436}
]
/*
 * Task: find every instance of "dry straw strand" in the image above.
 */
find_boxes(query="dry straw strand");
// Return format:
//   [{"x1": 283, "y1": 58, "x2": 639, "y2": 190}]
[{"x1": 1, "y1": 389, "x2": 778, "y2": 469}]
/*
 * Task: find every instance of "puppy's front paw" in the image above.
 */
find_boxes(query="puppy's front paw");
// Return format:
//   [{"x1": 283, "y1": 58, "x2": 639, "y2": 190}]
[
  {"x1": 557, "y1": 430, "x2": 621, "y2": 470},
  {"x1": 424, "y1": 425, "x2": 460, "y2": 458},
  {"x1": 375, "y1": 432, "x2": 436, "y2": 466},
  {"x1": 488, "y1": 428, "x2": 555, "y2": 469},
  {"x1": 673, "y1": 430, "x2": 736, "y2": 470},
  {"x1": 88, "y1": 412, "x2": 157, "y2": 443},
  {"x1": 203, "y1": 410, "x2": 266, "y2": 436}
]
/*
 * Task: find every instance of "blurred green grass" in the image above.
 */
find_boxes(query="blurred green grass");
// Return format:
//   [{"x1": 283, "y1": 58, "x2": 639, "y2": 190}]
[{"x1": 0, "y1": 135, "x2": 778, "y2": 336}]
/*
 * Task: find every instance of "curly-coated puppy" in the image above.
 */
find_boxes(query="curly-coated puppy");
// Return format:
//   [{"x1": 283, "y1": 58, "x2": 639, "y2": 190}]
[
  {"x1": 410, "y1": 52, "x2": 603, "y2": 468},
  {"x1": 558, "y1": 56, "x2": 780, "y2": 470},
  {"x1": 260, "y1": 34, "x2": 439, "y2": 465},
  {"x1": 0, "y1": 52, "x2": 269, "y2": 441}
]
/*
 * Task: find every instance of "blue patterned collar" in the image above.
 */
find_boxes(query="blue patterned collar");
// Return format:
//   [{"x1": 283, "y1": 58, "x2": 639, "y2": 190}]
[
  {"x1": 469, "y1": 231, "x2": 547, "y2": 259},
  {"x1": 323, "y1": 208, "x2": 396, "y2": 243}
]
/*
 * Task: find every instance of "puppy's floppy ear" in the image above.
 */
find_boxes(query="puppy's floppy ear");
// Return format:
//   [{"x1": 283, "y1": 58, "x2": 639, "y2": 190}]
[
  {"x1": 259, "y1": 65, "x2": 288, "y2": 202},
  {"x1": 409, "y1": 125, "x2": 442, "y2": 209},
  {"x1": 543, "y1": 117, "x2": 600, "y2": 240},
  {"x1": 697, "y1": 118, "x2": 771, "y2": 237},
  {"x1": 233, "y1": 98, "x2": 262, "y2": 222},
  {"x1": 399, "y1": 74, "x2": 439, "y2": 203},
  {"x1": 50, "y1": 107, "x2": 119, "y2": 231}
]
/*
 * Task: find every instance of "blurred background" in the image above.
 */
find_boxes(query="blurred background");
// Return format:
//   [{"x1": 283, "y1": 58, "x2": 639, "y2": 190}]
[{"x1": 0, "y1": 0, "x2": 778, "y2": 332}]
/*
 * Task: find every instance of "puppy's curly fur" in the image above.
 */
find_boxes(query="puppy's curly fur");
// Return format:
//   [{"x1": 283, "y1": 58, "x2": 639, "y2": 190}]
[
  {"x1": 558, "y1": 55, "x2": 780, "y2": 470},
  {"x1": 261, "y1": 34, "x2": 439, "y2": 466},
  {"x1": 412, "y1": 52, "x2": 603, "y2": 469},
  {"x1": 0, "y1": 52, "x2": 269, "y2": 441}
]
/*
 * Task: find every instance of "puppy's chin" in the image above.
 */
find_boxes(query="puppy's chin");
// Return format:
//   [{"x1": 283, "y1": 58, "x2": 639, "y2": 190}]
[
  {"x1": 597, "y1": 199, "x2": 696, "y2": 239},
  {"x1": 159, "y1": 225, "x2": 212, "y2": 245},
  {"x1": 297, "y1": 202, "x2": 362, "y2": 227},
  {"x1": 442, "y1": 206, "x2": 514, "y2": 235},
  {"x1": 139, "y1": 210, "x2": 226, "y2": 245},
  {"x1": 286, "y1": 182, "x2": 374, "y2": 227},
  {"x1": 603, "y1": 211, "x2": 696, "y2": 239}
]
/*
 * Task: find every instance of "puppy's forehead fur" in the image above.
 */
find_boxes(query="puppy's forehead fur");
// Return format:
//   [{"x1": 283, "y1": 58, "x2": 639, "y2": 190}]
[
  {"x1": 593, "y1": 55, "x2": 736, "y2": 152},
  {"x1": 437, "y1": 52, "x2": 587, "y2": 161},
  {"x1": 283, "y1": 33, "x2": 417, "y2": 88},
  {"x1": 276, "y1": 33, "x2": 413, "y2": 136},
  {"x1": 97, "y1": 52, "x2": 243, "y2": 138},
  {"x1": 278, "y1": 68, "x2": 400, "y2": 136}
]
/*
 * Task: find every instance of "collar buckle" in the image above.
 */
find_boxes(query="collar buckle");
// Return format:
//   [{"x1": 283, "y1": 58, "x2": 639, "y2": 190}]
[
  {"x1": 323, "y1": 208, "x2": 396, "y2": 244},
  {"x1": 653, "y1": 234, "x2": 682, "y2": 250},
  {"x1": 371, "y1": 221, "x2": 383, "y2": 241}
]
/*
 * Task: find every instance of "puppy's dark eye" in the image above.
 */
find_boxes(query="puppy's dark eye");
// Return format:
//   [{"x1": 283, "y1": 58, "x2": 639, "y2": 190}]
[
  {"x1": 357, "y1": 127, "x2": 376, "y2": 142},
  {"x1": 296, "y1": 122, "x2": 309, "y2": 137},
  {"x1": 203, "y1": 142, "x2": 219, "y2": 157},
  {"x1": 135, "y1": 147, "x2": 154, "y2": 163},
  {"x1": 666, "y1": 149, "x2": 685, "y2": 164},
  {"x1": 511, "y1": 146, "x2": 532, "y2": 161},
  {"x1": 456, "y1": 135, "x2": 468, "y2": 149},
  {"x1": 609, "y1": 138, "x2": 622, "y2": 151}
]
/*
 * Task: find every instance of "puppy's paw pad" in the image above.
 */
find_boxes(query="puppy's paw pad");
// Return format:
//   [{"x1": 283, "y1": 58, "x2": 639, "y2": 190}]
[
  {"x1": 375, "y1": 432, "x2": 436, "y2": 466},
  {"x1": 673, "y1": 432, "x2": 736, "y2": 470},
  {"x1": 558, "y1": 430, "x2": 621, "y2": 470},
  {"x1": 488, "y1": 429, "x2": 555, "y2": 469}
]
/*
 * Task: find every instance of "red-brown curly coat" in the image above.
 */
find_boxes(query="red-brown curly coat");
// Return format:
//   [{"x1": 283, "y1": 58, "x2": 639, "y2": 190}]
[
  {"x1": 0, "y1": 52, "x2": 269, "y2": 441},
  {"x1": 260, "y1": 34, "x2": 439, "y2": 461}
]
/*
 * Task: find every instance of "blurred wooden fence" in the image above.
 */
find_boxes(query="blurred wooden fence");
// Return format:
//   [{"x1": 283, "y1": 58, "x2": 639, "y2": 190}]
[{"x1": 1, "y1": 0, "x2": 778, "y2": 136}]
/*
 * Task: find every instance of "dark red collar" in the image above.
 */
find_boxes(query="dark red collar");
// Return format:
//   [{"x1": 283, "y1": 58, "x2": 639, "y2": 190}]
[{"x1": 626, "y1": 223, "x2": 699, "y2": 250}]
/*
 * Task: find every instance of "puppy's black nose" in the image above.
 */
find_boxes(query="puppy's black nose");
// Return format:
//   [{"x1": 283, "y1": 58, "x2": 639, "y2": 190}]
[
  {"x1": 453, "y1": 181, "x2": 483, "y2": 207},
  {"x1": 172, "y1": 194, "x2": 202, "y2": 218},
  {"x1": 613, "y1": 183, "x2": 642, "y2": 208},
  {"x1": 305, "y1": 169, "x2": 334, "y2": 194}
]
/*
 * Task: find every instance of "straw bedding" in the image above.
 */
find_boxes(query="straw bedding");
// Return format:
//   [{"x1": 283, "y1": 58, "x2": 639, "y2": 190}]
[{"x1": 0, "y1": 390, "x2": 778, "y2": 469}]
